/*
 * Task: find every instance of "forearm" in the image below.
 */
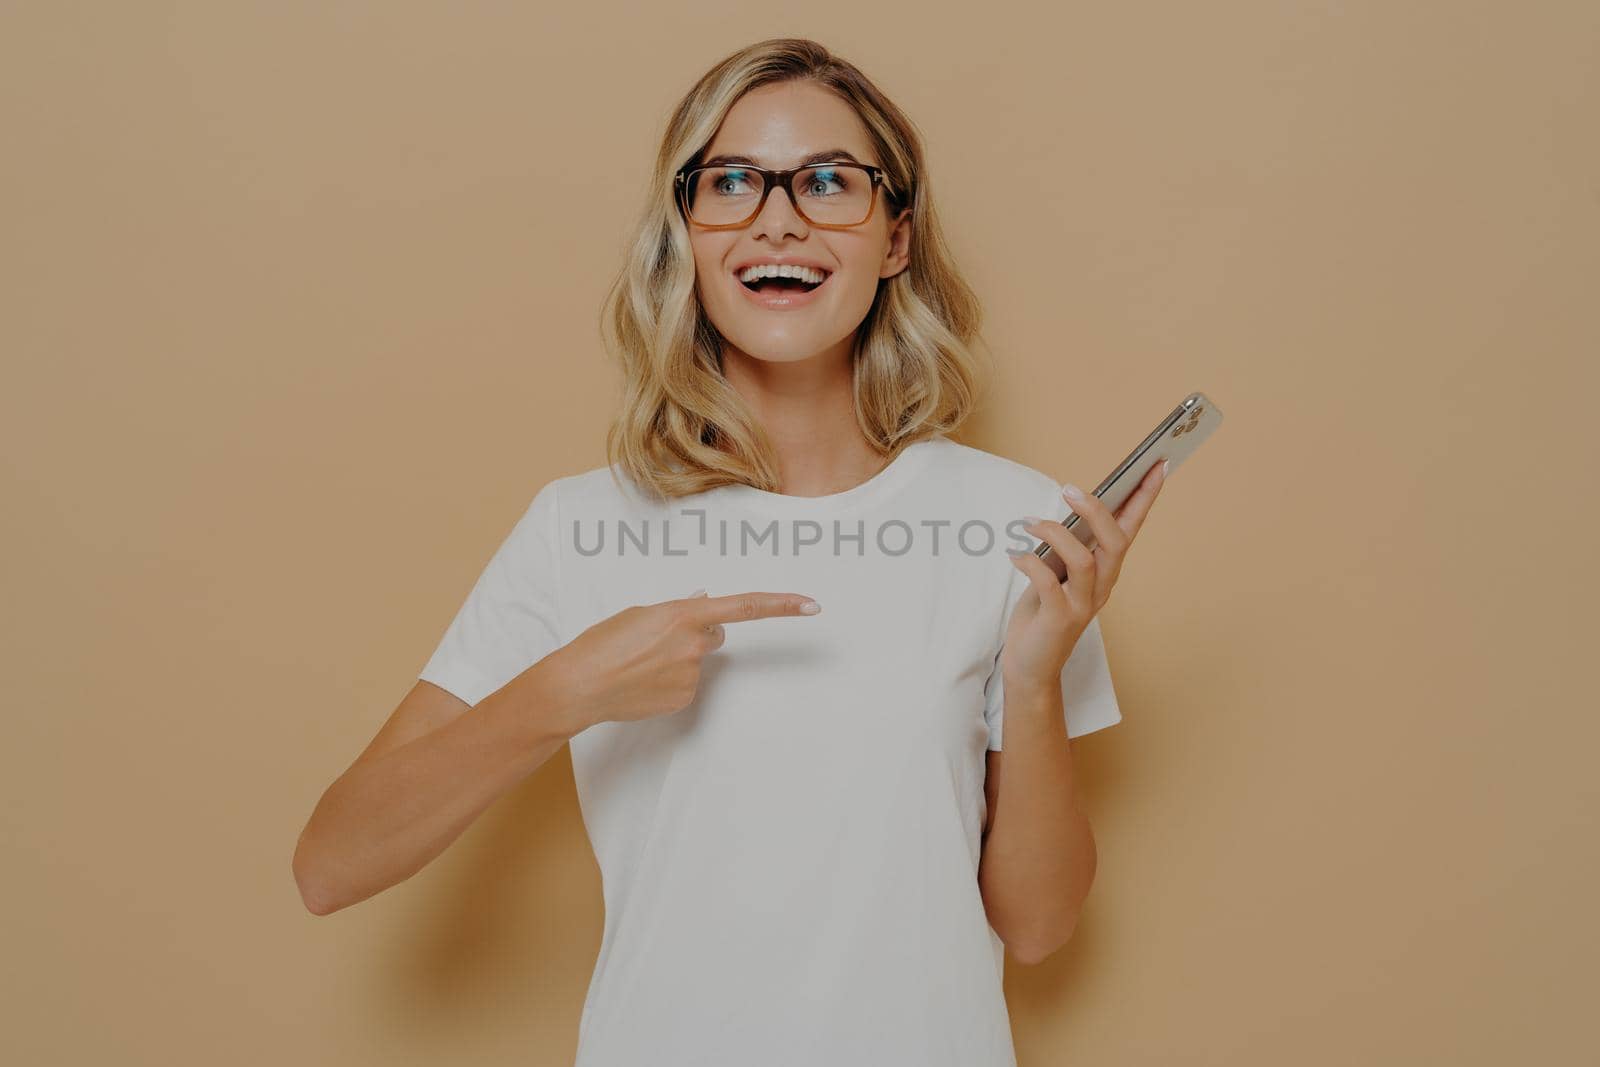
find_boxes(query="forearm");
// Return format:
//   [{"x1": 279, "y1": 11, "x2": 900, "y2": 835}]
[
  {"x1": 977, "y1": 679, "x2": 1098, "y2": 963},
  {"x1": 295, "y1": 656, "x2": 582, "y2": 915}
]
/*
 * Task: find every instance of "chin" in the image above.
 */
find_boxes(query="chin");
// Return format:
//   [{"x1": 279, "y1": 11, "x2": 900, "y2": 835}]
[
  {"x1": 723, "y1": 330, "x2": 831, "y2": 364},
  {"x1": 703, "y1": 288, "x2": 872, "y2": 364}
]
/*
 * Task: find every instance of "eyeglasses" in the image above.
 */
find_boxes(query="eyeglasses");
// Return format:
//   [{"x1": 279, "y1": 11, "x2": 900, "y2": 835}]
[{"x1": 675, "y1": 161, "x2": 888, "y2": 229}]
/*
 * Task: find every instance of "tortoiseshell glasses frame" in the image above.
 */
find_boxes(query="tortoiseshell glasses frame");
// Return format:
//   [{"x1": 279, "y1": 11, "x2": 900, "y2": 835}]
[{"x1": 673, "y1": 161, "x2": 890, "y2": 230}]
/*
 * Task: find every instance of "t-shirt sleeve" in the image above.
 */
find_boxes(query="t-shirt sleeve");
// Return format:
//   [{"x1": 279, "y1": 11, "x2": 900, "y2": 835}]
[
  {"x1": 981, "y1": 485, "x2": 1124, "y2": 750},
  {"x1": 417, "y1": 479, "x2": 565, "y2": 708}
]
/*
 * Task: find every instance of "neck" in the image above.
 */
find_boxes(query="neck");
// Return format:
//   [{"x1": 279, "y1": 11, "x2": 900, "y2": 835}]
[{"x1": 719, "y1": 336, "x2": 888, "y2": 497}]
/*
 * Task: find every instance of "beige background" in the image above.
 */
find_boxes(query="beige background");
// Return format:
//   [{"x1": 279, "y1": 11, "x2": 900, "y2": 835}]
[{"x1": 5, "y1": 2, "x2": 1595, "y2": 1063}]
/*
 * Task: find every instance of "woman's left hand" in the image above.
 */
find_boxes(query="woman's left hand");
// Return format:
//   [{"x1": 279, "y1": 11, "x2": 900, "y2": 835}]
[{"x1": 1001, "y1": 460, "x2": 1169, "y2": 694}]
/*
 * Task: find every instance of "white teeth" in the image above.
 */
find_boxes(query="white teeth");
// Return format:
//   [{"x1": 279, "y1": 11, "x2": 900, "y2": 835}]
[{"x1": 737, "y1": 263, "x2": 827, "y2": 285}]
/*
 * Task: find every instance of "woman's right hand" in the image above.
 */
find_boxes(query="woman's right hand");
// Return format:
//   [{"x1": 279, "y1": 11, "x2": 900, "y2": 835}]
[{"x1": 547, "y1": 589, "x2": 821, "y2": 729}]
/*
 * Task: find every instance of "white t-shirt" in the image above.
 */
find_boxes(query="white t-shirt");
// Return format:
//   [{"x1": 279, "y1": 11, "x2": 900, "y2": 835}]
[{"x1": 418, "y1": 432, "x2": 1122, "y2": 1066}]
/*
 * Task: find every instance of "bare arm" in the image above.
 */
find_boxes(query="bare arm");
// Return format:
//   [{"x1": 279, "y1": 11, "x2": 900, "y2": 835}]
[
  {"x1": 977, "y1": 681, "x2": 1097, "y2": 965},
  {"x1": 291, "y1": 655, "x2": 586, "y2": 916},
  {"x1": 978, "y1": 465, "x2": 1167, "y2": 961},
  {"x1": 292, "y1": 589, "x2": 819, "y2": 916}
]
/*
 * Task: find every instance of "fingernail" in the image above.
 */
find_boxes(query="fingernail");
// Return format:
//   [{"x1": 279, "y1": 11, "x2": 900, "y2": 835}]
[
  {"x1": 1061, "y1": 483, "x2": 1085, "y2": 502},
  {"x1": 1022, "y1": 514, "x2": 1046, "y2": 526},
  {"x1": 1160, "y1": 459, "x2": 1171, "y2": 479},
  {"x1": 799, "y1": 600, "x2": 821, "y2": 615}
]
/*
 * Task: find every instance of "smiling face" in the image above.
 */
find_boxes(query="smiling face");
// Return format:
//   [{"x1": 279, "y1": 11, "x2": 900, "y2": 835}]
[{"x1": 685, "y1": 80, "x2": 911, "y2": 368}]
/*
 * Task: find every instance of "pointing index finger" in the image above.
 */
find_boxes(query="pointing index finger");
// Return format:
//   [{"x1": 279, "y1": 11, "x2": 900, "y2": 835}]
[{"x1": 688, "y1": 592, "x2": 822, "y2": 625}]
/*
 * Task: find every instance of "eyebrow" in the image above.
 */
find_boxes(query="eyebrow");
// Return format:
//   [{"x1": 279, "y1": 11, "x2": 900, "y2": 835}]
[{"x1": 699, "y1": 148, "x2": 867, "y2": 169}]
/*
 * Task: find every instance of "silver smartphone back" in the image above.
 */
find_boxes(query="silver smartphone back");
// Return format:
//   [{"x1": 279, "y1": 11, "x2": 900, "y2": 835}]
[{"x1": 1034, "y1": 390, "x2": 1224, "y2": 583}]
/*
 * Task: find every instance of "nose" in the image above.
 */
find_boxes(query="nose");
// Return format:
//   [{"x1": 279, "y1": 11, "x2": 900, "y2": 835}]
[{"x1": 748, "y1": 178, "x2": 808, "y2": 240}]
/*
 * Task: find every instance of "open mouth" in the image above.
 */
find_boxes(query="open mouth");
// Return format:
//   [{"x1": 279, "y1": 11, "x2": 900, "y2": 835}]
[{"x1": 737, "y1": 271, "x2": 830, "y2": 296}]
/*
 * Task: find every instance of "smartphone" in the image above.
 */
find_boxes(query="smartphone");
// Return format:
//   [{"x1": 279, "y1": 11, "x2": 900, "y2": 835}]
[{"x1": 1033, "y1": 390, "x2": 1224, "y2": 583}]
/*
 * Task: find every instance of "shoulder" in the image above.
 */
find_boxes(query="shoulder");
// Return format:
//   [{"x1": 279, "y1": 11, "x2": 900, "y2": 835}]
[
  {"x1": 928, "y1": 436, "x2": 1062, "y2": 510},
  {"x1": 542, "y1": 464, "x2": 624, "y2": 505},
  {"x1": 523, "y1": 461, "x2": 671, "y2": 523}
]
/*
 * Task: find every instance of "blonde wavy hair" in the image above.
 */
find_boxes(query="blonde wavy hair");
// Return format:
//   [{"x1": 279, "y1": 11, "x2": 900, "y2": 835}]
[{"x1": 600, "y1": 37, "x2": 992, "y2": 502}]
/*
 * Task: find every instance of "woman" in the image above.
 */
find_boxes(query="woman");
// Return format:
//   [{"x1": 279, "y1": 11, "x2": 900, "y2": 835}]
[{"x1": 294, "y1": 37, "x2": 1166, "y2": 1067}]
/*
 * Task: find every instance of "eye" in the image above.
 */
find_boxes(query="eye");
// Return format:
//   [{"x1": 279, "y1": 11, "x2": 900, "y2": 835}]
[
  {"x1": 803, "y1": 167, "x2": 848, "y2": 197},
  {"x1": 713, "y1": 168, "x2": 756, "y2": 195}
]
